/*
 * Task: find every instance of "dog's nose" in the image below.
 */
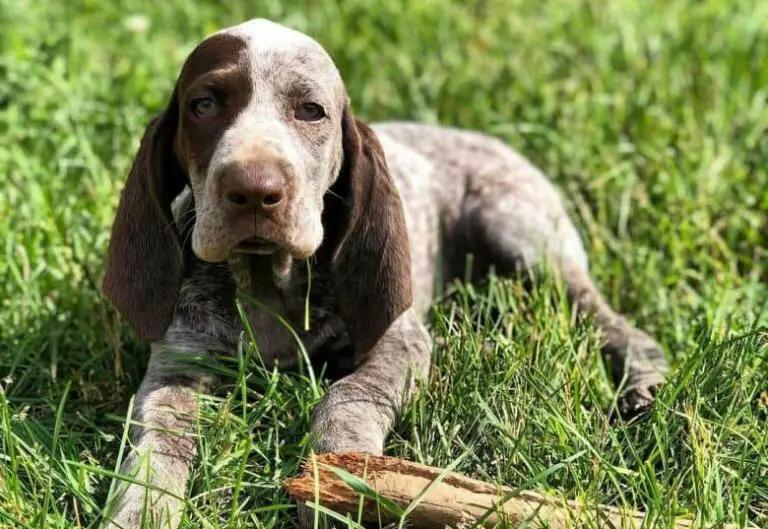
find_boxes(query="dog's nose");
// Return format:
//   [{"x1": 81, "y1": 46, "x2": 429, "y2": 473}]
[{"x1": 221, "y1": 163, "x2": 287, "y2": 214}]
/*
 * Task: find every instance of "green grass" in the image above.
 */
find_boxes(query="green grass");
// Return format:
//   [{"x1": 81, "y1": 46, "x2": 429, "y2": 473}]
[{"x1": 1, "y1": 0, "x2": 767, "y2": 527}]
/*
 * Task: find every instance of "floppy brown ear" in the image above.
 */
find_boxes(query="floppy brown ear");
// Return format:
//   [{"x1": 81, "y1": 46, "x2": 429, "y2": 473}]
[
  {"x1": 323, "y1": 108, "x2": 413, "y2": 353},
  {"x1": 102, "y1": 90, "x2": 187, "y2": 342}
]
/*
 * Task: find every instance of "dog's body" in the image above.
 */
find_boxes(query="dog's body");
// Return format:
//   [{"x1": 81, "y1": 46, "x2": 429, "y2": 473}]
[{"x1": 101, "y1": 19, "x2": 668, "y2": 528}]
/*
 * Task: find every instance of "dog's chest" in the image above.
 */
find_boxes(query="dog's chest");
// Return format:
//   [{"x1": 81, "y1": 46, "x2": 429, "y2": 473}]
[{"x1": 228, "y1": 255, "x2": 348, "y2": 368}]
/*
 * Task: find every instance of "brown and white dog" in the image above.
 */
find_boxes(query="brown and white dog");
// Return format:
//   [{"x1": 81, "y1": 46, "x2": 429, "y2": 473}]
[{"x1": 101, "y1": 18, "x2": 668, "y2": 528}]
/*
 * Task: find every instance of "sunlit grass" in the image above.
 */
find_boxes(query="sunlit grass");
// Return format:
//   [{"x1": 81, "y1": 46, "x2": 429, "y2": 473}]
[{"x1": 0, "y1": 0, "x2": 766, "y2": 527}]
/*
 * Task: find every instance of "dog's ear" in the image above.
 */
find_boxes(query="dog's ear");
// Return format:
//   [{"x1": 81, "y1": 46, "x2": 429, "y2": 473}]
[
  {"x1": 103, "y1": 89, "x2": 187, "y2": 342},
  {"x1": 323, "y1": 107, "x2": 413, "y2": 353}
]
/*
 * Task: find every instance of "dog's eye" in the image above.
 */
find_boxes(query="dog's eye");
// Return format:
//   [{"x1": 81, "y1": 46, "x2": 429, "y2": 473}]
[
  {"x1": 295, "y1": 102, "x2": 326, "y2": 121},
  {"x1": 190, "y1": 96, "x2": 219, "y2": 118}
]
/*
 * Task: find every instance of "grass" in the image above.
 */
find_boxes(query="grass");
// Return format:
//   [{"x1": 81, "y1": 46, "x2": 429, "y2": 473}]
[{"x1": 1, "y1": 0, "x2": 767, "y2": 527}]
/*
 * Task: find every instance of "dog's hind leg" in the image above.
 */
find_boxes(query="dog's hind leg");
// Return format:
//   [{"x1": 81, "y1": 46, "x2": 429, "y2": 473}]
[
  {"x1": 464, "y1": 162, "x2": 668, "y2": 418},
  {"x1": 559, "y1": 260, "x2": 669, "y2": 417}
]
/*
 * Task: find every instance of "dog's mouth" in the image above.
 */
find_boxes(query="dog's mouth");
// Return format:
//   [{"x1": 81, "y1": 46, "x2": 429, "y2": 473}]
[{"x1": 234, "y1": 236, "x2": 279, "y2": 255}]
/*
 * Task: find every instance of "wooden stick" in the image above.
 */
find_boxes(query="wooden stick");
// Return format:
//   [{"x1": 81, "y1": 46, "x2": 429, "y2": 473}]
[{"x1": 284, "y1": 452, "x2": 708, "y2": 529}]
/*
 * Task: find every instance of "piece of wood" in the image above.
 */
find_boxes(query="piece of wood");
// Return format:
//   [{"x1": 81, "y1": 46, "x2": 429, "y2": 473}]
[{"x1": 284, "y1": 452, "x2": 709, "y2": 529}]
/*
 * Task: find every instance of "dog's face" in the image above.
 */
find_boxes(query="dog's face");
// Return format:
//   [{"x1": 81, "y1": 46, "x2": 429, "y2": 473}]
[{"x1": 175, "y1": 19, "x2": 346, "y2": 262}]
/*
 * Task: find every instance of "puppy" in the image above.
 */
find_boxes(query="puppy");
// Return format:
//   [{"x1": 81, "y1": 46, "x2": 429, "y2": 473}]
[{"x1": 101, "y1": 19, "x2": 668, "y2": 528}]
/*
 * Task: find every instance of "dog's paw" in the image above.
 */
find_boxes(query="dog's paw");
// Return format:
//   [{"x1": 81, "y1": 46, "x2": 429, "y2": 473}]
[
  {"x1": 101, "y1": 481, "x2": 184, "y2": 529},
  {"x1": 617, "y1": 382, "x2": 660, "y2": 420},
  {"x1": 613, "y1": 332, "x2": 668, "y2": 421}
]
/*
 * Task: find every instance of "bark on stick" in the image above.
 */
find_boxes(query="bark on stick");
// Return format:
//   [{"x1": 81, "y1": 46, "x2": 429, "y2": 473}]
[{"x1": 284, "y1": 452, "x2": 710, "y2": 529}]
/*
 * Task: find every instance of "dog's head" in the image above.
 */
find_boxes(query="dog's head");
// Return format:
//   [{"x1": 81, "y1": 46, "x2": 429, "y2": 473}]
[
  {"x1": 103, "y1": 19, "x2": 412, "y2": 346},
  {"x1": 175, "y1": 20, "x2": 347, "y2": 261}
]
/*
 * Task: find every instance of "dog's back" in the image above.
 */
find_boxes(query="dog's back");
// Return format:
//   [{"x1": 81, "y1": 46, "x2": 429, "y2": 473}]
[{"x1": 374, "y1": 121, "x2": 588, "y2": 311}]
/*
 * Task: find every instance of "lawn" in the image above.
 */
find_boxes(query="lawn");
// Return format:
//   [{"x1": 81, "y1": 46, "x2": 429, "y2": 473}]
[{"x1": 1, "y1": 0, "x2": 767, "y2": 527}]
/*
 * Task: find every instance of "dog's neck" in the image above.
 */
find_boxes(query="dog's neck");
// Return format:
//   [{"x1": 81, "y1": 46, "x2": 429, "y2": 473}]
[
  {"x1": 227, "y1": 252, "x2": 307, "y2": 317},
  {"x1": 228, "y1": 251, "x2": 294, "y2": 290}
]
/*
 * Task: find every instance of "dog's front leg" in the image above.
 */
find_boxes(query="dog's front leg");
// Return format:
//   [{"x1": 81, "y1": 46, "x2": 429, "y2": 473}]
[
  {"x1": 102, "y1": 342, "x2": 215, "y2": 529},
  {"x1": 310, "y1": 307, "x2": 431, "y2": 455}
]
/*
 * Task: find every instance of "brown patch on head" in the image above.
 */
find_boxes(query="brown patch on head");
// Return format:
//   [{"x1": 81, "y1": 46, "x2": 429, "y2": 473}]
[{"x1": 173, "y1": 33, "x2": 251, "y2": 175}]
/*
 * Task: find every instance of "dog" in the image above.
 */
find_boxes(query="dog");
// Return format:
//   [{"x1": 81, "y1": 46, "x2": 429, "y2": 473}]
[{"x1": 100, "y1": 18, "x2": 668, "y2": 528}]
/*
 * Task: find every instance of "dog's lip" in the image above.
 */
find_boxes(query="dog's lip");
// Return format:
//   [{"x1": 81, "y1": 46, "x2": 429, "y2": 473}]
[{"x1": 234, "y1": 236, "x2": 279, "y2": 255}]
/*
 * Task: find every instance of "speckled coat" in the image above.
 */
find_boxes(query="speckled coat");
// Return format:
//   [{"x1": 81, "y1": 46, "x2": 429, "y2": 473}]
[{"x1": 99, "y1": 19, "x2": 668, "y2": 529}]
